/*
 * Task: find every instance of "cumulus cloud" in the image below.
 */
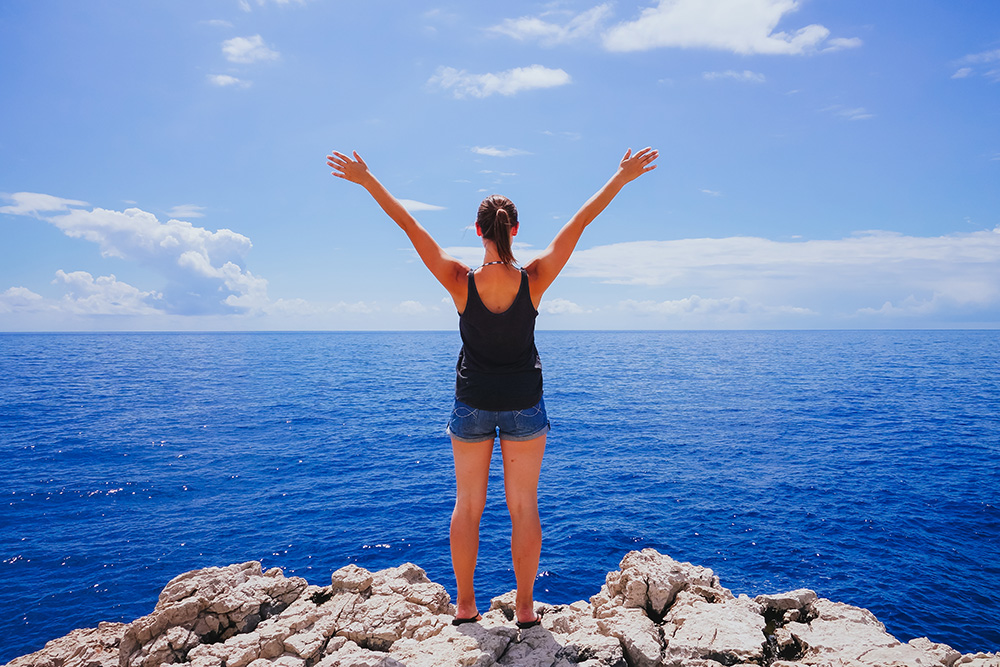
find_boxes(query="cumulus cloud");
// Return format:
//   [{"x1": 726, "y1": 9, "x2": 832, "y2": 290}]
[
  {"x1": 429, "y1": 65, "x2": 571, "y2": 98},
  {"x1": 703, "y1": 70, "x2": 766, "y2": 83},
  {"x1": 222, "y1": 35, "x2": 279, "y2": 63},
  {"x1": 602, "y1": 0, "x2": 860, "y2": 55},
  {"x1": 0, "y1": 287, "x2": 45, "y2": 314},
  {"x1": 489, "y1": 4, "x2": 613, "y2": 46},
  {"x1": 472, "y1": 146, "x2": 530, "y2": 157},
  {"x1": 2, "y1": 193, "x2": 272, "y2": 316},
  {"x1": 539, "y1": 297, "x2": 589, "y2": 315},
  {"x1": 53, "y1": 270, "x2": 163, "y2": 315},
  {"x1": 398, "y1": 199, "x2": 446, "y2": 212}
]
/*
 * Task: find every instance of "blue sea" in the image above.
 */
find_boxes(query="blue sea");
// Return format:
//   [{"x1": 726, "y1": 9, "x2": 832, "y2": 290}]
[{"x1": 1, "y1": 331, "x2": 998, "y2": 662}]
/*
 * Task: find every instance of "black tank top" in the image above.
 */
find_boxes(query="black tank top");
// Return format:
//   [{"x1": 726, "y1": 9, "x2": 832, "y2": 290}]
[{"x1": 455, "y1": 267, "x2": 543, "y2": 411}]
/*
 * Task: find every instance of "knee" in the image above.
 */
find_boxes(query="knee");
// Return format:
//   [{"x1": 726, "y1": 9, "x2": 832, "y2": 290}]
[
  {"x1": 454, "y1": 492, "x2": 487, "y2": 519},
  {"x1": 505, "y1": 496, "x2": 539, "y2": 522}
]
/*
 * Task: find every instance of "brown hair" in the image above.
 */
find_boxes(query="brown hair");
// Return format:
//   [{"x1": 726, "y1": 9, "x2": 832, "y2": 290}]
[{"x1": 476, "y1": 195, "x2": 519, "y2": 266}]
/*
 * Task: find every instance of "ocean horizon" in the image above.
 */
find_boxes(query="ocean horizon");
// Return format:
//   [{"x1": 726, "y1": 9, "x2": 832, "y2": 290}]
[{"x1": 1, "y1": 329, "x2": 998, "y2": 661}]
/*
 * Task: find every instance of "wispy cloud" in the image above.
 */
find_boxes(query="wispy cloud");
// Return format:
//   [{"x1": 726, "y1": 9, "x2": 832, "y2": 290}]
[
  {"x1": 208, "y1": 74, "x2": 251, "y2": 88},
  {"x1": 703, "y1": 70, "x2": 766, "y2": 83},
  {"x1": 222, "y1": 35, "x2": 279, "y2": 64},
  {"x1": 489, "y1": 4, "x2": 613, "y2": 46},
  {"x1": 472, "y1": 146, "x2": 530, "y2": 158},
  {"x1": 398, "y1": 199, "x2": 445, "y2": 212},
  {"x1": 167, "y1": 204, "x2": 207, "y2": 218},
  {"x1": 952, "y1": 48, "x2": 1000, "y2": 81},
  {"x1": 824, "y1": 105, "x2": 874, "y2": 121},
  {"x1": 429, "y1": 65, "x2": 571, "y2": 99},
  {"x1": 0, "y1": 192, "x2": 88, "y2": 215}
]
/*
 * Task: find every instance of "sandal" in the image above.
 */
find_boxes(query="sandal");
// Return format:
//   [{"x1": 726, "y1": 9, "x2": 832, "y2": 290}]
[
  {"x1": 451, "y1": 613, "x2": 482, "y2": 626},
  {"x1": 516, "y1": 612, "x2": 542, "y2": 629}
]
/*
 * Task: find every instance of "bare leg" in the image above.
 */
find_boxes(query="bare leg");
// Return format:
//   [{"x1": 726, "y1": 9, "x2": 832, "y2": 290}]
[
  {"x1": 450, "y1": 436, "x2": 493, "y2": 620},
  {"x1": 500, "y1": 433, "x2": 546, "y2": 624}
]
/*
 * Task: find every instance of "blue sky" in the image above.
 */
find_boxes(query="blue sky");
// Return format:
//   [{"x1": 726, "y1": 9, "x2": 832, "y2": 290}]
[{"x1": 1, "y1": 0, "x2": 998, "y2": 330}]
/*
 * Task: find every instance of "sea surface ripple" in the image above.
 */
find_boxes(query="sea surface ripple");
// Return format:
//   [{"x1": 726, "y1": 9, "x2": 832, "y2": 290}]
[{"x1": 0, "y1": 331, "x2": 997, "y2": 661}]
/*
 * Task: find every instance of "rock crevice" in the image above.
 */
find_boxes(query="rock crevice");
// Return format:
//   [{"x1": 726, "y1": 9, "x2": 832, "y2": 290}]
[{"x1": 7, "y1": 549, "x2": 998, "y2": 667}]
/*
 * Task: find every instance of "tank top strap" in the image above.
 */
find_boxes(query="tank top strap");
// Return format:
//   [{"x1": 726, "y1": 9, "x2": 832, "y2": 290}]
[{"x1": 466, "y1": 269, "x2": 483, "y2": 310}]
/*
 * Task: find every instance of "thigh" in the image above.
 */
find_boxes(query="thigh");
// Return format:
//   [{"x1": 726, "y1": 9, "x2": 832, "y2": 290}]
[
  {"x1": 499, "y1": 433, "x2": 546, "y2": 502},
  {"x1": 452, "y1": 437, "x2": 494, "y2": 504}
]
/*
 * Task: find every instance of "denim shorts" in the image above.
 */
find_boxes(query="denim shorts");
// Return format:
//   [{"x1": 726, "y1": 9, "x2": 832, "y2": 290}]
[{"x1": 446, "y1": 398, "x2": 550, "y2": 443}]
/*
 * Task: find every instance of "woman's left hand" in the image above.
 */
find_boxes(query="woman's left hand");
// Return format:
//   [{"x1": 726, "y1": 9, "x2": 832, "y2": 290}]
[{"x1": 617, "y1": 147, "x2": 659, "y2": 183}]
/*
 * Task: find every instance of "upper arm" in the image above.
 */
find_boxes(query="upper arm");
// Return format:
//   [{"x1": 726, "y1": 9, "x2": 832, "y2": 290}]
[
  {"x1": 403, "y1": 221, "x2": 470, "y2": 309},
  {"x1": 524, "y1": 217, "x2": 586, "y2": 303}
]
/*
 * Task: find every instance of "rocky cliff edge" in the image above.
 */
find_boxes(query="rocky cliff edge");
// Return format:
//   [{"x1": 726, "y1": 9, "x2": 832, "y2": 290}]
[{"x1": 7, "y1": 549, "x2": 999, "y2": 667}]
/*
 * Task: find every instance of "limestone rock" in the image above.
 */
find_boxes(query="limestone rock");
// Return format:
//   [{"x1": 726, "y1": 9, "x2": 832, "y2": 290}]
[
  {"x1": 7, "y1": 549, "x2": 999, "y2": 667},
  {"x1": 4, "y1": 621, "x2": 127, "y2": 667}
]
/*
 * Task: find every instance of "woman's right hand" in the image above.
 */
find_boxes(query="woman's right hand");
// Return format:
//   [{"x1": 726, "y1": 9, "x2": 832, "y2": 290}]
[{"x1": 327, "y1": 150, "x2": 372, "y2": 185}]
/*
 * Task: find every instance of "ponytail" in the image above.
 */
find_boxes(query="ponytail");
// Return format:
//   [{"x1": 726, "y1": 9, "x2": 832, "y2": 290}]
[
  {"x1": 476, "y1": 195, "x2": 519, "y2": 266},
  {"x1": 493, "y1": 208, "x2": 515, "y2": 266}
]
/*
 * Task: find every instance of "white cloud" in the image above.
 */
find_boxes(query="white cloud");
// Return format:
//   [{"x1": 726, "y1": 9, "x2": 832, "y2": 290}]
[
  {"x1": 202, "y1": 19, "x2": 234, "y2": 28},
  {"x1": 0, "y1": 287, "x2": 45, "y2": 313},
  {"x1": 560, "y1": 228, "x2": 1000, "y2": 321},
  {"x1": 208, "y1": 74, "x2": 251, "y2": 88},
  {"x1": 472, "y1": 146, "x2": 530, "y2": 158},
  {"x1": 53, "y1": 270, "x2": 163, "y2": 315},
  {"x1": 700, "y1": 188, "x2": 723, "y2": 197},
  {"x1": 167, "y1": 204, "x2": 207, "y2": 218},
  {"x1": 398, "y1": 199, "x2": 446, "y2": 212},
  {"x1": 703, "y1": 70, "x2": 766, "y2": 83},
  {"x1": 0, "y1": 192, "x2": 88, "y2": 216},
  {"x1": 394, "y1": 300, "x2": 432, "y2": 315},
  {"x1": 951, "y1": 48, "x2": 1000, "y2": 81},
  {"x1": 602, "y1": 0, "x2": 859, "y2": 55},
  {"x1": 2, "y1": 193, "x2": 271, "y2": 316},
  {"x1": 222, "y1": 35, "x2": 279, "y2": 64},
  {"x1": 539, "y1": 297, "x2": 588, "y2": 315},
  {"x1": 429, "y1": 65, "x2": 571, "y2": 98},
  {"x1": 823, "y1": 37, "x2": 863, "y2": 52},
  {"x1": 618, "y1": 295, "x2": 816, "y2": 328},
  {"x1": 824, "y1": 105, "x2": 873, "y2": 121},
  {"x1": 489, "y1": 4, "x2": 613, "y2": 46},
  {"x1": 961, "y1": 48, "x2": 1000, "y2": 64}
]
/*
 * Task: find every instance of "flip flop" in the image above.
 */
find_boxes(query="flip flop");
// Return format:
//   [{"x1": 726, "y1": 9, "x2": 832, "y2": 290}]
[
  {"x1": 451, "y1": 613, "x2": 482, "y2": 626},
  {"x1": 516, "y1": 613, "x2": 542, "y2": 629}
]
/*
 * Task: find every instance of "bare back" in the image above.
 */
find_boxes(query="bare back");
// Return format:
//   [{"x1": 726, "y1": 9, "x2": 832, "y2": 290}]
[{"x1": 460, "y1": 264, "x2": 526, "y2": 314}]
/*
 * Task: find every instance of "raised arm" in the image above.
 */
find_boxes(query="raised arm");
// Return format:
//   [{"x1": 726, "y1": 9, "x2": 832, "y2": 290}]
[
  {"x1": 327, "y1": 150, "x2": 468, "y2": 304},
  {"x1": 525, "y1": 147, "x2": 658, "y2": 302}
]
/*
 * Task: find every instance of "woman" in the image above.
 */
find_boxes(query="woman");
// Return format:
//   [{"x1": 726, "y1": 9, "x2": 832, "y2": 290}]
[{"x1": 326, "y1": 147, "x2": 658, "y2": 628}]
